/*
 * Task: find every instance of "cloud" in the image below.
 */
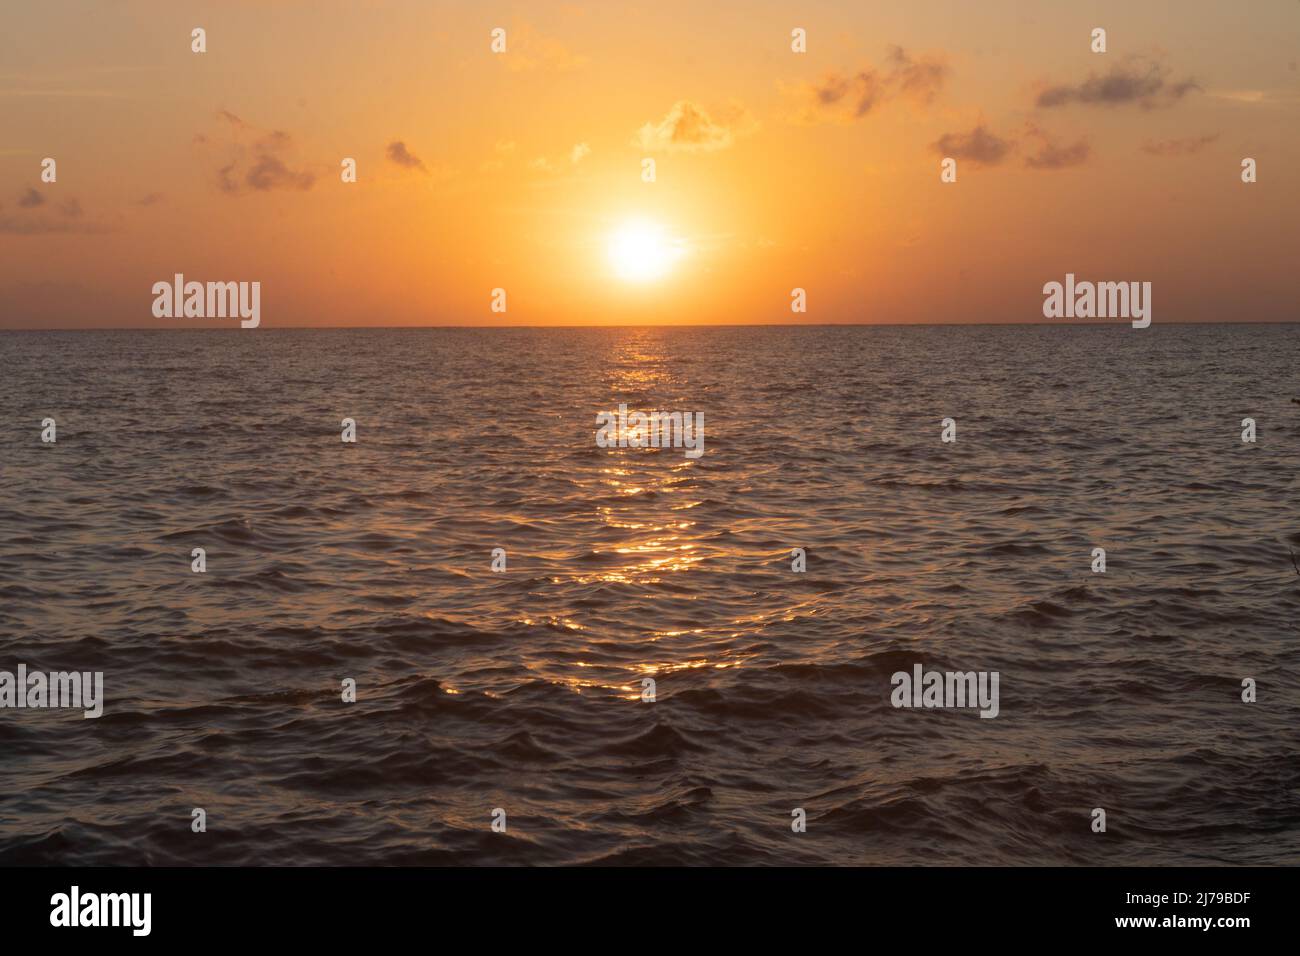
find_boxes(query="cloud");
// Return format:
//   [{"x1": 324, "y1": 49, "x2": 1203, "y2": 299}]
[
  {"x1": 134, "y1": 192, "x2": 165, "y2": 207},
  {"x1": 386, "y1": 140, "x2": 428, "y2": 174},
  {"x1": 479, "y1": 140, "x2": 517, "y2": 172},
  {"x1": 10, "y1": 189, "x2": 84, "y2": 215},
  {"x1": 1205, "y1": 89, "x2": 1300, "y2": 105},
  {"x1": 0, "y1": 192, "x2": 109, "y2": 234},
  {"x1": 245, "y1": 152, "x2": 315, "y2": 191},
  {"x1": 884, "y1": 46, "x2": 950, "y2": 106},
  {"x1": 1023, "y1": 124, "x2": 1090, "y2": 169},
  {"x1": 203, "y1": 113, "x2": 317, "y2": 194},
  {"x1": 510, "y1": 142, "x2": 591, "y2": 176},
  {"x1": 1036, "y1": 58, "x2": 1199, "y2": 109},
  {"x1": 799, "y1": 46, "x2": 949, "y2": 122},
  {"x1": 634, "y1": 100, "x2": 757, "y2": 153},
  {"x1": 807, "y1": 69, "x2": 885, "y2": 119},
  {"x1": 1210, "y1": 90, "x2": 1266, "y2": 104},
  {"x1": 503, "y1": 22, "x2": 587, "y2": 73},
  {"x1": 930, "y1": 123, "x2": 1089, "y2": 171},
  {"x1": 1141, "y1": 133, "x2": 1219, "y2": 156},
  {"x1": 930, "y1": 124, "x2": 1012, "y2": 167}
]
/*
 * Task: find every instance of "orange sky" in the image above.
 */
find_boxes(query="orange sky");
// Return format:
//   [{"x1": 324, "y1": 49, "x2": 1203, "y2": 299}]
[{"x1": 1, "y1": 0, "x2": 1297, "y2": 328}]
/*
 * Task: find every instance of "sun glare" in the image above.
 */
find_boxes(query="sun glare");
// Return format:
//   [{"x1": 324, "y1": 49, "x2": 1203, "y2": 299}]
[{"x1": 608, "y1": 220, "x2": 684, "y2": 282}]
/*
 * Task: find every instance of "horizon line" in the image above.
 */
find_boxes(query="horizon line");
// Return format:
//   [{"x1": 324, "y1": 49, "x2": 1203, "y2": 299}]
[{"x1": 2, "y1": 319, "x2": 1297, "y2": 333}]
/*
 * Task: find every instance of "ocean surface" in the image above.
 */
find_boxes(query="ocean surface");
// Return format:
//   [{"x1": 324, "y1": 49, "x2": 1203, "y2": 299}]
[{"x1": 0, "y1": 324, "x2": 1297, "y2": 866}]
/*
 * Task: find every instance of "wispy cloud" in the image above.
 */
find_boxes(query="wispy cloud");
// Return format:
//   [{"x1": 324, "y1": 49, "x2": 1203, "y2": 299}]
[
  {"x1": 634, "y1": 100, "x2": 757, "y2": 153},
  {"x1": 797, "y1": 46, "x2": 949, "y2": 123},
  {"x1": 1023, "y1": 124, "x2": 1090, "y2": 169},
  {"x1": 884, "y1": 46, "x2": 949, "y2": 107},
  {"x1": 930, "y1": 125, "x2": 1012, "y2": 167},
  {"x1": 0, "y1": 190, "x2": 109, "y2": 234},
  {"x1": 1141, "y1": 133, "x2": 1219, "y2": 156},
  {"x1": 502, "y1": 21, "x2": 587, "y2": 73},
  {"x1": 203, "y1": 111, "x2": 317, "y2": 194},
  {"x1": 1036, "y1": 57, "x2": 1199, "y2": 110},
  {"x1": 929, "y1": 122, "x2": 1090, "y2": 171},
  {"x1": 243, "y1": 154, "x2": 314, "y2": 191},
  {"x1": 479, "y1": 140, "x2": 517, "y2": 172},
  {"x1": 1207, "y1": 89, "x2": 1300, "y2": 105}
]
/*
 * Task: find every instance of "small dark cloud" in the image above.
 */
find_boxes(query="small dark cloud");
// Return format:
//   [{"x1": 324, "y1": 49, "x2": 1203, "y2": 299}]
[
  {"x1": 930, "y1": 124, "x2": 1012, "y2": 167},
  {"x1": 1023, "y1": 125, "x2": 1090, "y2": 169},
  {"x1": 885, "y1": 46, "x2": 949, "y2": 106},
  {"x1": 386, "y1": 141, "x2": 428, "y2": 173},
  {"x1": 810, "y1": 69, "x2": 885, "y2": 118},
  {"x1": 1026, "y1": 139, "x2": 1089, "y2": 169},
  {"x1": 260, "y1": 130, "x2": 291, "y2": 150},
  {"x1": 134, "y1": 192, "x2": 164, "y2": 207},
  {"x1": 1037, "y1": 58, "x2": 1199, "y2": 110},
  {"x1": 931, "y1": 123, "x2": 1089, "y2": 171},
  {"x1": 1141, "y1": 133, "x2": 1219, "y2": 156},
  {"x1": 10, "y1": 190, "x2": 87, "y2": 214},
  {"x1": 801, "y1": 46, "x2": 949, "y2": 122},
  {"x1": 204, "y1": 114, "x2": 317, "y2": 194},
  {"x1": 245, "y1": 153, "x2": 314, "y2": 191},
  {"x1": 217, "y1": 163, "x2": 239, "y2": 194},
  {"x1": 0, "y1": 196, "x2": 109, "y2": 235}
]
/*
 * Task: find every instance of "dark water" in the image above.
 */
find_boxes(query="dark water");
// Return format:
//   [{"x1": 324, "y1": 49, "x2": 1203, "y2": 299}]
[{"x1": 1, "y1": 324, "x2": 1297, "y2": 866}]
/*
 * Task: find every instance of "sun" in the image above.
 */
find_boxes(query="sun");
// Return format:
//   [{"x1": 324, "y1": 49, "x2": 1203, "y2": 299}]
[{"x1": 608, "y1": 219, "x2": 684, "y2": 282}]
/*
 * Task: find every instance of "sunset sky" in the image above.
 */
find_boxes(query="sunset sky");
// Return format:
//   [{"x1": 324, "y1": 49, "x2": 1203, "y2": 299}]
[{"x1": 1, "y1": 0, "x2": 1297, "y2": 328}]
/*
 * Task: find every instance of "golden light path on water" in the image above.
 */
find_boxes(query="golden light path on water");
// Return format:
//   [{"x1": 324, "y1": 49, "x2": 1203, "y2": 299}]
[{"x1": 503, "y1": 332, "x2": 810, "y2": 700}]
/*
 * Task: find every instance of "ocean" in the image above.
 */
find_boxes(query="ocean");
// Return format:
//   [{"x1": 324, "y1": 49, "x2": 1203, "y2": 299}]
[{"x1": 0, "y1": 324, "x2": 1297, "y2": 865}]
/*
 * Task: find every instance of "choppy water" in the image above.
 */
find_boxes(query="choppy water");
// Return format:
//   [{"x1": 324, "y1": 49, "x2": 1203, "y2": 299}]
[{"x1": 1, "y1": 324, "x2": 1297, "y2": 866}]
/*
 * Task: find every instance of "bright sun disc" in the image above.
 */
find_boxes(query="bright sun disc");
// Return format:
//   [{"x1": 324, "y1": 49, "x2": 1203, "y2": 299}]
[{"x1": 608, "y1": 220, "x2": 683, "y2": 282}]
